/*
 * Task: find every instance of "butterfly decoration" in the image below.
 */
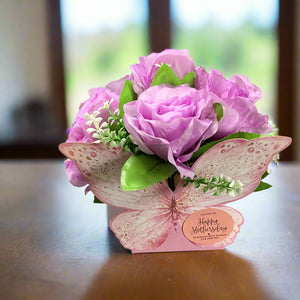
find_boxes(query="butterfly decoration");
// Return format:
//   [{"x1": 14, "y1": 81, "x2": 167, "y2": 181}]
[{"x1": 59, "y1": 136, "x2": 291, "y2": 253}]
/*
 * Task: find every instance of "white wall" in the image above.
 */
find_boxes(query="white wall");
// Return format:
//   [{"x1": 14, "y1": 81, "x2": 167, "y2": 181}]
[{"x1": 0, "y1": 0, "x2": 51, "y2": 142}]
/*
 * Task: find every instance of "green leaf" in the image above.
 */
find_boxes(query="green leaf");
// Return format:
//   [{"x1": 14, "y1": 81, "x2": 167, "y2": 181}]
[
  {"x1": 180, "y1": 70, "x2": 195, "y2": 87},
  {"x1": 254, "y1": 181, "x2": 272, "y2": 192},
  {"x1": 254, "y1": 171, "x2": 272, "y2": 192},
  {"x1": 261, "y1": 171, "x2": 269, "y2": 180},
  {"x1": 94, "y1": 196, "x2": 103, "y2": 204},
  {"x1": 151, "y1": 64, "x2": 195, "y2": 87},
  {"x1": 119, "y1": 80, "x2": 137, "y2": 119},
  {"x1": 191, "y1": 132, "x2": 261, "y2": 161},
  {"x1": 121, "y1": 154, "x2": 176, "y2": 191},
  {"x1": 213, "y1": 103, "x2": 223, "y2": 122},
  {"x1": 151, "y1": 64, "x2": 180, "y2": 86}
]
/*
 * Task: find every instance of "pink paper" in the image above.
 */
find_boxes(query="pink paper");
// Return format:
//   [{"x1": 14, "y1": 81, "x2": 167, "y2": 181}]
[{"x1": 59, "y1": 136, "x2": 292, "y2": 252}]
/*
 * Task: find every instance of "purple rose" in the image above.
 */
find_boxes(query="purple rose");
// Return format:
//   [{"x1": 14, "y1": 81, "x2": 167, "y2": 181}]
[
  {"x1": 207, "y1": 69, "x2": 262, "y2": 102},
  {"x1": 66, "y1": 87, "x2": 119, "y2": 186},
  {"x1": 123, "y1": 85, "x2": 218, "y2": 178},
  {"x1": 106, "y1": 75, "x2": 132, "y2": 95},
  {"x1": 195, "y1": 68, "x2": 273, "y2": 139},
  {"x1": 64, "y1": 159, "x2": 87, "y2": 187},
  {"x1": 211, "y1": 96, "x2": 273, "y2": 139},
  {"x1": 194, "y1": 66, "x2": 209, "y2": 90},
  {"x1": 130, "y1": 49, "x2": 195, "y2": 94}
]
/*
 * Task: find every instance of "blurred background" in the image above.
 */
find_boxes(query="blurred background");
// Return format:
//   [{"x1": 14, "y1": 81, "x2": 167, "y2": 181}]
[{"x1": 0, "y1": 0, "x2": 299, "y2": 160}]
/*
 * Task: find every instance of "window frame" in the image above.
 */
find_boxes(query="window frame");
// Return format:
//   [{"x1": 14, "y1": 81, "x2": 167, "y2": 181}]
[{"x1": 1, "y1": 0, "x2": 296, "y2": 160}]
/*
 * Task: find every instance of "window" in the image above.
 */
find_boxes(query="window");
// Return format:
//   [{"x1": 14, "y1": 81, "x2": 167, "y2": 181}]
[
  {"x1": 171, "y1": 0, "x2": 279, "y2": 122},
  {"x1": 1, "y1": 0, "x2": 296, "y2": 160},
  {"x1": 60, "y1": 0, "x2": 149, "y2": 126}
]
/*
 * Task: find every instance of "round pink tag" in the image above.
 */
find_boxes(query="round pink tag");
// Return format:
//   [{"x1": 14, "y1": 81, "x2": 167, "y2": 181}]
[{"x1": 183, "y1": 208, "x2": 234, "y2": 245}]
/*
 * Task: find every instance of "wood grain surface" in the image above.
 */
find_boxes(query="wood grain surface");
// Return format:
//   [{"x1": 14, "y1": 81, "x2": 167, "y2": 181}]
[{"x1": 0, "y1": 161, "x2": 299, "y2": 300}]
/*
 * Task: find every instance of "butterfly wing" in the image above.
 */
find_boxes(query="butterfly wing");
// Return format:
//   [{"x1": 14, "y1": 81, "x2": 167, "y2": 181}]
[
  {"x1": 59, "y1": 142, "x2": 173, "y2": 251},
  {"x1": 215, "y1": 206, "x2": 244, "y2": 248},
  {"x1": 175, "y1": 136, "x2": 291, "y2": 210},
  {"x1": 173, "y1": 136, "x2": 290, "y2": 250},
  {"x1": 59, "y1": 142, "x2": 172, "y2": 210},
  {"x1": 110, "y1": 209, "x2": 172, "y2": 251}
]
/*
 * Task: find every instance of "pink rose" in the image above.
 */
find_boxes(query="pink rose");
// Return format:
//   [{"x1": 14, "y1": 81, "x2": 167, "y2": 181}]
[
  {"x1": 66, "y1": 87, "x2": 119, "y2": 186},
  {"x1": 106, "y1": 75, "x2": 132, "y2": 95},
  {"x1": 195, "y1": 68, "x2": 273, "y2": 139},
  {"x1": 130, "y1": 49, "x2": 195, "y2": 94},
  {"x1": 194, "y1": 66, "x2": 208, "y2": 90},
  {"x1": 123, "y1": 85, "x2": 218, "y2": 178},
  {"x1": 207, "y1": 69, "x2": 262, "y2": 102},
  {"x1": 64, "y1": 159, "x2": 87, "y2": 187}
]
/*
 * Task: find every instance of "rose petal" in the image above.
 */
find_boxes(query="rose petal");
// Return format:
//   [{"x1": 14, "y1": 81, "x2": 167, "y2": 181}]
[
  {"x1": 65, "y1": 159, "x2": 87, "y2": 187},
  {"x1": 106, "y1": 75, "x2": 132, "y2": 95}
]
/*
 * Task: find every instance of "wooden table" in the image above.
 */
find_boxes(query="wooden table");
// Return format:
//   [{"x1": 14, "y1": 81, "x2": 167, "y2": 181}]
[{"x1": 0, "y1": 161, "x2": 299, "y2": 300}]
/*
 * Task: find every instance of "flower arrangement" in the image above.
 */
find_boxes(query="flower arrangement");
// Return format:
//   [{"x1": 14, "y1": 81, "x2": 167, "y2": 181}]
[{"x1": 59, "y1": 49, "x2": 291, "y2": 253}]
